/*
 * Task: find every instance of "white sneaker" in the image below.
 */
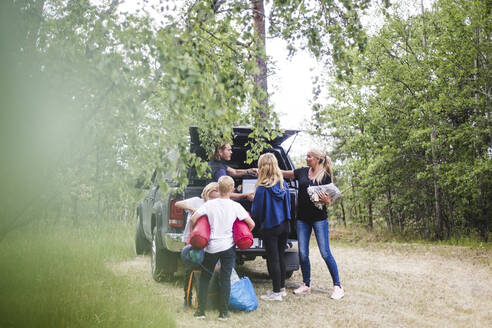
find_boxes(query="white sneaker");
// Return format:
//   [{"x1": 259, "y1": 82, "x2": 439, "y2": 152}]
[
  {"x1": 266, "y1": 289, "x2": 286, "y2": 297},
  {"x1": 261, "y1": 291, "x2": 283, "y2": 301},
  {"x1": 331, "y1": 285, "x2": 344, "y2": 300},
  {"x1": 293, "y1": 283, "x2": 311, "y2": 295}
]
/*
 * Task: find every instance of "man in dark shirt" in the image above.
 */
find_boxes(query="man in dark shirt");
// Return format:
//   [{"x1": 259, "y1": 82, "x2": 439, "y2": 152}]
[{"x1": 208, "y1": 143, "x2": 256, "y2": 202}]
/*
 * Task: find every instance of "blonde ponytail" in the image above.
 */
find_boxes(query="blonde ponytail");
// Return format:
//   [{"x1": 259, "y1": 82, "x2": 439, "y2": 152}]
[{"x1": 322, "y1": 155, "x2": 333, "y2": 183}]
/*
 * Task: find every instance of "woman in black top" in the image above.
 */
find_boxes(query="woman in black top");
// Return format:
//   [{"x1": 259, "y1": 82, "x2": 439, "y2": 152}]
[{"x1": 283, "y1": 148, "x2": 344, "y2": 300}]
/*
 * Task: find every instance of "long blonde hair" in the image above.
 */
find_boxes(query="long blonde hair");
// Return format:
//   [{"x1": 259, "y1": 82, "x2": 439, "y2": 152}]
[
  {"x1": 255, "y1": 153, "x2": 284, "y2": 189},
  {"x1": 308, "y1": 148, "x2": 333, "y2": 184}
]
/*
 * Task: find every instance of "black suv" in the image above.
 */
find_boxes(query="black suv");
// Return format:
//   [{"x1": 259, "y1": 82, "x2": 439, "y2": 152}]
[{"x1": 135, "y1": 127, "x2": 300, "y2": 281}]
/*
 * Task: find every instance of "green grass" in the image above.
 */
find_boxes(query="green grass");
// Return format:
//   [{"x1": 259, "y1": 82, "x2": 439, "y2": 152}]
[
  {"x1": 0, "y1": 218, "x2": 175, "y2": 328},
  {"x1": 1, "y1": 217, "x2": 489, "y2": 328}
]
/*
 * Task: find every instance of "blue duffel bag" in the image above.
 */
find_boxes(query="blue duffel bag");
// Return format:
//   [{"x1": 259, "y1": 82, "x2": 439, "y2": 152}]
[{"x1": 228, "y1": 276, "x2": 258, "y2": 312}]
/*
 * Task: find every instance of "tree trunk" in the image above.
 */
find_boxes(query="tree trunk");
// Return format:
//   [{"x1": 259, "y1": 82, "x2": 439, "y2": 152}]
[
  {"x1": 431, "y1": 129, "x2": 442, "y2": 239},
  {"x1": 340, "y1": 198, "x2": 347, "y2": 227},
  {"x1": 421, "y1": 0, "x2": 442, "y2": 239},
  {"x1": 368, "y1": 201, "x2": 373, "y2": 231},
  {"x1": 398, "y1": 212, "x2": 404, "y2": 232},
  {"x1": 251, "y1": 0, "x2": 268, "y2": 117},
  {"x1": 474, "y1": 25, "x2": 480, "y2": 106},
  {"x1": 386, "y1": 189, "x2": 394, "y2": 233}
]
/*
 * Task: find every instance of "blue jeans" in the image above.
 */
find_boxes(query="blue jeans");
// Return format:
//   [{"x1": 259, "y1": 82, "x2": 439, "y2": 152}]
[{"x1": 297, "y1": 219, "x2": 340, "y2": 286}]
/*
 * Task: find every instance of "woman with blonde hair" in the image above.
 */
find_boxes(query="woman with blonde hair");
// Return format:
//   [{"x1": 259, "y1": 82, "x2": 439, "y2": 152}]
[
  {"x1": 251, "y1": 153, "x2": 291, "y2": 301},
  {"x1": 282, "y1": 148, "x2": 344, "y2": 300}
]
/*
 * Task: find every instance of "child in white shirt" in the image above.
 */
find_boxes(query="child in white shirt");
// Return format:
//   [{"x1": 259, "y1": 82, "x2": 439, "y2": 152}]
[{"x1": 190, "y1": 176, "x2": 255, "y2": 321}]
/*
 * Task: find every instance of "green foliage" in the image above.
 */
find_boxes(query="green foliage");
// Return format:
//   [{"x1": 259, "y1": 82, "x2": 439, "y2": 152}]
[
  {"x1": 313, "y1": 0, "x2": 491, "y2": 241},
  {"x1": 3, "y1": 0, "x2": 488, "y2": 244},
  {"x1": 0, "y1": 0, "x2": 282, "y2": 238},
  {"x1": 1, "y1": 0, "x2": 162, "y2": 238},
  {"x1": 1, "y1": 0, "x2": 392, "y2": 240},
  {"x1": 269, "y1": 0, "x2": 389, "y2": 78},
  {"x1": 0, "y1": 218, "x2": 175, "y2": 328}
]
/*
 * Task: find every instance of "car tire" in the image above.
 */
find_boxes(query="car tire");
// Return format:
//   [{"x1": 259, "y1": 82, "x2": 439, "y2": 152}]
[
  {"x1": 151, "y1": 226, "x2": 177, "y2": 282},
  {"x1": 135, "y1": 213, "x2": 151, "y2": 255}
]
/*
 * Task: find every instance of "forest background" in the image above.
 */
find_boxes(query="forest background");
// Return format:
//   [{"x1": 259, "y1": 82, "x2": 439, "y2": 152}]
[
  {"x1": 0, "y1": 0, "x2": 490, "y2": 327},
  {"x1": 1, "y1": 0, "x2": 489, "y2": 242}
]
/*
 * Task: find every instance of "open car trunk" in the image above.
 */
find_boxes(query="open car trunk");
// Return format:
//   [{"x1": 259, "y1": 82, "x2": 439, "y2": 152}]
[
  {"x1": 186, "y1": 126, "x2": 299, "y2": 239},
  {"x1": 189, "y1": 126, "x2": 298, "y2": 166}
]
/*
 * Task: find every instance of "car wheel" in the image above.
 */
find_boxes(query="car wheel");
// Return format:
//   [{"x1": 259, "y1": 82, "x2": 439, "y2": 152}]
[
  {"x1": 135, "y1": 213, "x2": 151, "y2": 255},
  {"x1": 151, "y1": 226, "x2": 176, "y2": 282},
  {"x1": 285, "y1": 270, "x2": 294, "y2": 279}
]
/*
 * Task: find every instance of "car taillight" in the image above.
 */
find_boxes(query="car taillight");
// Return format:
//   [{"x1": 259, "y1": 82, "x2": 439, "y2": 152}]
[{"x1": 169, "y1": 198, "x2": 185, "y2": 228}]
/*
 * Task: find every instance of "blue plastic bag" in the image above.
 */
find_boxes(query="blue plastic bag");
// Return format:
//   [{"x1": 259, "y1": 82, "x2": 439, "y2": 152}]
[{"x1": 228, "y1": 277, "x2": 258, "y2": 312}]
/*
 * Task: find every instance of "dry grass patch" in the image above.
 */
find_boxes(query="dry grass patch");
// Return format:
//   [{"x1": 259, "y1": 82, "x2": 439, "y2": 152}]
[{"x1": 113, "y1": 239, "x2": 492, "y2": 328}]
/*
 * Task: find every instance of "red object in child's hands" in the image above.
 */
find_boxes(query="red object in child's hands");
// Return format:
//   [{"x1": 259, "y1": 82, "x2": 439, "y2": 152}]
[
  {"x1": 188, "y1": 216, "x2": 252, "y2": 250},
  {"x1": 189, "y1": 215, "x2": 210, "y2": 249},
  {"x1": 233, "y1": 219, "x2": 253, "y2": 250}
]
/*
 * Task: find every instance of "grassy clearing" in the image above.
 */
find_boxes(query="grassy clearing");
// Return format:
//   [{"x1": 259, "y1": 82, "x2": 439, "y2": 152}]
[
  {"x1": 0, "y1": 219, "x2": 175, "y2": 328},
  {"x1": 330, "y1": 224, "x2": 492, "y2": 252},
  {"x1": 113, "y1": 227, "x2": 492, "y2": 328},
  {"x1": 2, "y1": 220, "x2": 490, "y2": 328}
]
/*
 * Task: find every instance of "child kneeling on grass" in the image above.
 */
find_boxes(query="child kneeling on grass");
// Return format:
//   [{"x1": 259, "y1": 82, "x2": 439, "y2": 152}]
[{"x1": 189, "y1": 175, "x2": 255, "y2": 321}]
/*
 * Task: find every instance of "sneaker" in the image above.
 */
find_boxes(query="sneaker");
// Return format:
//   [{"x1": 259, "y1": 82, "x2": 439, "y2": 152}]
[
  {"x1": 331, "y1": 285, "x2": 344, "y2": 300},
  {"x1": 261, "y1": 291, "x2": 283, "y2": 301},
  {"x1": 266, "y1": 289, "x2": 287, "y2": 297},
  {"x1": 293, "y1": 283, "x2": 311, "y2": 295},
  {"x1": 218, "y1": 311, "x2": 229, "y2": 321},
  {"x1": 194, "y1": 310, "x2": 205, "y2": 319}
]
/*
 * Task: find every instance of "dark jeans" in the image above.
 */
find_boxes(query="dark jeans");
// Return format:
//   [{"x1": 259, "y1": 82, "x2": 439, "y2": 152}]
[
  {"x1": 197, "y1": 246, "x2": 235, "y2": 313},
  {"x1": 263, "y1": 220, "x2": 289, "y2": 292},
  {"x1": 297, "y1": 218, "x2": 340, "y2": 286}
]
